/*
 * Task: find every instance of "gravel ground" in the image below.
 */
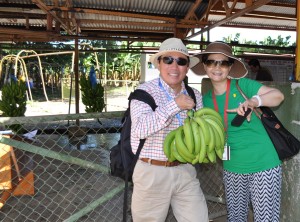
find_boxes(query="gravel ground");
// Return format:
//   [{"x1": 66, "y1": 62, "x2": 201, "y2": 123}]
[{"x1": 25, "y1": 95, "x2": 128, "y2": 116}]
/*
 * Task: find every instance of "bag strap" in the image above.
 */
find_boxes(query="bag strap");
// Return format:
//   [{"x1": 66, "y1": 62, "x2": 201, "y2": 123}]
[
  {"x1": 128, "y1": 89, "x2": 157, "y2": 110},
  {"x1": 235, "y1": 80, "x2": 261, "y2": 119},
  {"x1": 185, "y1": 83, "x2": 197, "y2": 109}
]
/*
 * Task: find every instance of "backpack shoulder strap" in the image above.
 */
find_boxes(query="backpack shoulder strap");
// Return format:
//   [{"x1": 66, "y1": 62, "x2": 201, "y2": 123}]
[
  {"x1": 185, "y1": 83, "x2": 196, "y2": 109},
  {"x1": 128, "y1": 89, "x2": 157, "y2": 111}
]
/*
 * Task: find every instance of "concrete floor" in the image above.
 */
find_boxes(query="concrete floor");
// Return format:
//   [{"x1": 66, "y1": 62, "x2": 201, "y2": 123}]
[{"x1": 210, "y1": 215, "x2": 227, "y2": 222}]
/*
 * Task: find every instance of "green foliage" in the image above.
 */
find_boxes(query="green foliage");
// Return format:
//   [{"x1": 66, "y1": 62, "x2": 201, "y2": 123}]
[
  {"x1": 223, "y1": 33, "x2": 294, "y2": 47},
  {"x1": 222, "y1": 33, "x2": 295, "y2": 55},
  {"x1": 79, "y1": 74, "x2": 105, "y2": 113},
  {"x1": 0, "y1": 81, "x2": 27, "y2": 133}
]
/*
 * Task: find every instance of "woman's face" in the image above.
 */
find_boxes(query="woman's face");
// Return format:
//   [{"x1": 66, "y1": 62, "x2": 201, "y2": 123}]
[{"x1": 203, "y1": 53, "x2": 232, "y2": 82}]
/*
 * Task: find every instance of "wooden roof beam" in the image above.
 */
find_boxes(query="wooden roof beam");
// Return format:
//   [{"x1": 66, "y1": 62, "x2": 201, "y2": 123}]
[
  {"x1": 80, "y1": 26, "x2": 174, "y2": 34},
  {"x1": 32, "y1": 0, "x2": 75, "y2": 35},
  {"x1": 185, "y1": 0, "x2": 203, "y2": 20},
  {"x1": 203, "y1": 0, "x2": 219, "y2": 21},
  {"x1": 209, "y1": 10, "x2": 295, "y2": 21},
  {"x1": 179, "y1": 0, "x2": 205, "y2": 38},
  {"x1": 0, "y1": 27, "x2": 60, "y2": 39},
  {"x1": 189, "y1": 0, "x2": 274, "y2": 38},
  {"x1": 222, "y1": 0, "x2": 238, "y2": 16},
  {"x1": 78, "y1": 19, "x2": 206, "y2": 28}
]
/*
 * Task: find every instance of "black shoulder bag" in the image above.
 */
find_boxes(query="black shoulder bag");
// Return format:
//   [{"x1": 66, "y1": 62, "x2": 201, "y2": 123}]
[{"x1": 236, "y1": 80, "x2": 300, "y2": 161}]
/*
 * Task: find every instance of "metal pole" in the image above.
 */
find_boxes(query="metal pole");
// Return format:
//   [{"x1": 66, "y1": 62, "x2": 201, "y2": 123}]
[
  {"x1": 104, "y1": 49, "x2": 108, "y2": 112},
  {"x1": 74, "y1": 39, "x2": 80, "y2": 120},
  {"x1": 295, "y1": 0, "x2": 300, "y2": 81}
]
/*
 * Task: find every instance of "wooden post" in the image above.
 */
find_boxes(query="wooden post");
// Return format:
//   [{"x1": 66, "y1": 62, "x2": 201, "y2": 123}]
[{"x1": 0, "y1": 135, "x2": 35, "y2": 209}]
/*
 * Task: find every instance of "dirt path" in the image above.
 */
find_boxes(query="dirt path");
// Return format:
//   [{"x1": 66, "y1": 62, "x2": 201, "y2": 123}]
[{"x1": 25, "y1": 96, "x2": 128, "y2": 116}]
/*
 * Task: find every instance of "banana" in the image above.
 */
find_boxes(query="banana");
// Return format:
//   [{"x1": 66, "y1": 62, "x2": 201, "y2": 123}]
[
  {"x1": 192, "y1": 154, "x2": 199, "y2": 165},
  {"x1": 203, "y1": 118, "x2": 225, "y2": 148},
  {"x1": 191, "y1": 119, "x2": 201, "y2": 155},
  {"x1": 198, "y1": 125, "x2": 207, "y2": 163},
  {"x1": 163, "y1": 129, "x2": 177, "y2": 159},
  {"x1": 193, "y1": 116, "x2": 210, "y2": 146},
  {"x1": 175, "y1": 126, "x2": 194, "y2": 163},
  {"x1": 210, "y1": 122, "x2": 222, "y2": 151},
  {"x1": 171, "y1": 138, "x2": 187, "y2": 163},
  {"x1": 169, "y1": 147, "x2": 177, "y2": 162},
  {"x1": 207, "y1": 122, "x2": 224, "y2": 160},
  {"x1": 206, "y1": 123, "x2": 216, "y2": 153},
  {"x1": 202, "y1": 157, "x2": 210, "y2": 163},
  {"x1": 187, "y1": 109, "x2": 194, "y2": 118},
  {"x1": 194, "y1": 107, "x2": 222, "y2": 123},
  {"x1": 207, "y1": 150, "x2": 217, "y2": 163},
  {"x1": 215, "y1": 147, "x2": 224, "y2": 160},
  {"x1": 201, "y1": 116, "x2": 225, "y2": 160},
  {"x1": 201, "y1": 114, "x2": 224, "y2": 131},
  {"x1": 183, "y1": 117, "x2": 194, "y2": 154},
  {"x1": 162, "y1": 107, "x2": 225, "y2": 164}
]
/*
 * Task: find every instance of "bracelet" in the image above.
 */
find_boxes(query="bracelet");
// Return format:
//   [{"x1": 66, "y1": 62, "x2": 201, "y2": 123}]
[{"x1": 252, "y1": 95, "x2": 262, "y2": 107}]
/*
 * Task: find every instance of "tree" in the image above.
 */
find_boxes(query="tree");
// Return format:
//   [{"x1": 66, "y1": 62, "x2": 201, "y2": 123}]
[{"x1": 222, "y1": 33, "x2": 295, "y2": 55}]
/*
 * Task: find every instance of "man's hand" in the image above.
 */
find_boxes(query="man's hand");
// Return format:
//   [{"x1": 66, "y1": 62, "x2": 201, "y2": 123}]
[{"x1": 175, "y1": 94, "x2": 195, "y2": 110}]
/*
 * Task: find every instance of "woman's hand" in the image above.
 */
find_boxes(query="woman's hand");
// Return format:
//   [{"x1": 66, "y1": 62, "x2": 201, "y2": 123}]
[{"x1": 227, "y1": 101, "x2": 253, "y2": 122}]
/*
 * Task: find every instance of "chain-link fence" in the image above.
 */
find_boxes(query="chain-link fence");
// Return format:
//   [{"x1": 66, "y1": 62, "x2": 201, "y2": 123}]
[{"x1": 0, "y1": 111, "x2": 226, "y2": 222}]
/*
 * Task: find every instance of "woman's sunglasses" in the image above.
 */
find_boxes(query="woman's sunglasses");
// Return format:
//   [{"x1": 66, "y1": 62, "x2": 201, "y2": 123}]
[
  {"x1": 159, "y1": 56, "x2": 189, "y2": 66},
  {"x1": 204, "y1": 60, "x2": 233, "y2": 68}
]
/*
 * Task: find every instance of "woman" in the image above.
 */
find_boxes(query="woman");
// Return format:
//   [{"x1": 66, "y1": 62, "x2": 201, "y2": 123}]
[{"x1": 192, "y1": 42, "x2": 284, "y2": 222}]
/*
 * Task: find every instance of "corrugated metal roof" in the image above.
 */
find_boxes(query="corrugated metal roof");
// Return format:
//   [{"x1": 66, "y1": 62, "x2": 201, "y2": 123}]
[{"x1": 0, "y1": 0, "x2": 297, "y2": 42}]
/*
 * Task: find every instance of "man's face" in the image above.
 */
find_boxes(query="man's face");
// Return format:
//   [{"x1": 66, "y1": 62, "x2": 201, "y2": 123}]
[{"x1": 157, "y1": 52, "x2": 189, "y2": 91}]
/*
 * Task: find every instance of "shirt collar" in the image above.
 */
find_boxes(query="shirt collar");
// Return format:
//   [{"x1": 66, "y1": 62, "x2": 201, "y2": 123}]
[{"x1": 159, "y1": 76, "x2": 185, "y2": 96}]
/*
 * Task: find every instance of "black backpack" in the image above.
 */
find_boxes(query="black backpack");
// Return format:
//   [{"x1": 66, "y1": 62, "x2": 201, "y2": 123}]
[
  {"x1": 109, "y1": 85, "x2": 196, "y2": 222},
  {"x1": 110, "y1": 89, "x2": 157, "y2": 182}
]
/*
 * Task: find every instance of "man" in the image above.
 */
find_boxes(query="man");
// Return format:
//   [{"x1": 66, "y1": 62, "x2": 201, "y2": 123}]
[
  {"x1": 130, "y1": 38, "x2": 209, "y2": 222},
  {"x1": 248, "y1": 58, "x2": 273, "y2": 81}
]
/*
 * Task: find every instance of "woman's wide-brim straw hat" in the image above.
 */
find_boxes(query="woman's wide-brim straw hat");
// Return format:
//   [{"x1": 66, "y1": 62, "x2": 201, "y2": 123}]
[
  {"x1": 191, "y1": 42, "x2": 248, "y2": 79},
  {"x1": 150, "y1": 38, "x2": 199, "y2": 69}
]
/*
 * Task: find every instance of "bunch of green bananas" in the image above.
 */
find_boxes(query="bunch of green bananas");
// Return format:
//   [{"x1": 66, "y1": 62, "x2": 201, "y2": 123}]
[
  {"x1": 79, "y1": 75, "x2": 105, "y2": 113},
  {"x1": 163, "y1": 107, "x2": 225, "y2": 164},
  {"x1": 0, "y1": 81, "x2": 27, "y2": 133},
  {"x1": 0, "y1": 81, "x2": 27, "y2": 117}
]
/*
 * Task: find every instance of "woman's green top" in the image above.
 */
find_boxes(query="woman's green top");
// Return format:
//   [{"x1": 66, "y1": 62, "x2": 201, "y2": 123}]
[{"x1": 203, "y1": 78, "x2": 281, "y2": 174}]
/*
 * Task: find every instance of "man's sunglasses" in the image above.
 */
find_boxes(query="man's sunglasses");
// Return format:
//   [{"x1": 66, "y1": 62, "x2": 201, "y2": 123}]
[
  {"x1": 159, "y1": 56, "x2": 189, "y2": 66},
  {"x1": 204, "y1": 60, "x2": 233, "y2": 68}
]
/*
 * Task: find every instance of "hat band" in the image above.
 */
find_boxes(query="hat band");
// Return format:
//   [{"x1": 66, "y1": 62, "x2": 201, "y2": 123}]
[{"x1": 161, "y1": 48, "x2": 188, "y2": 54}]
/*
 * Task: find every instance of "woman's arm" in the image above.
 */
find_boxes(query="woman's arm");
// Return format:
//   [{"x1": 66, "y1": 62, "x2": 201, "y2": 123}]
[
  {"x1": 228, "y1": 85, "x2": 284, "y2": 119},
  {"x1": 250, "y1": 85, "x2": 284, "y2": 108}
]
